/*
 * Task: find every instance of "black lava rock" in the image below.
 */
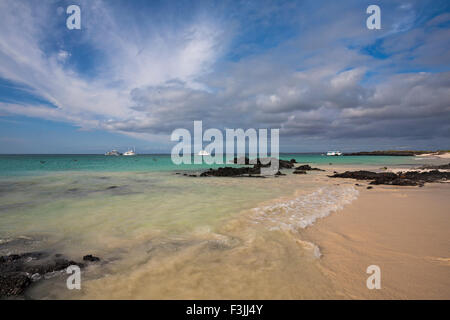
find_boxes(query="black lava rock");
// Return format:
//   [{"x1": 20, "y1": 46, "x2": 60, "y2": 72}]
[
  {"x1": 0, "y1": 273, "x2": 31, "y2": 297},
  {"x1": 330, "y1": 169, "x2": 449, "y2": 187},
  {"x1": 200, "y1": 166, "x2": 261, "y2": 177},
  {"x1": 83, "y1": 255, "x2": 100, "y2": 262},
  {"x1": 419, "y1": 163, "x2": 450, "y2": 170},
  {"x1": 0, "y1": 251, "x2": 94, "y2": 298},
  {"x1": 296, "y1": 165, "x2": 325, "y2": 171}
]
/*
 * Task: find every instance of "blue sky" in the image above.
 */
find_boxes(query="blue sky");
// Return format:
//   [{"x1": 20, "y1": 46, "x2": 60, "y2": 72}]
[{"x1": 0, "y1": 0, "x2": 449, "y2": 153}]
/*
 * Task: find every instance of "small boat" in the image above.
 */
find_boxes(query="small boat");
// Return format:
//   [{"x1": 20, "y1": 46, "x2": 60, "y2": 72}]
[
  {"x1": 198, "y1": 150, "x2": 210, "y2": 156},
  {"x1": 105, "y1": 149, "x2": 122, "y2": 156},
  {"x1": 123, "y1": 147, "x2": 136, "y2": 156},
  {"x1": 327, "y1": 151, "x2": 343, "y2": 156}
]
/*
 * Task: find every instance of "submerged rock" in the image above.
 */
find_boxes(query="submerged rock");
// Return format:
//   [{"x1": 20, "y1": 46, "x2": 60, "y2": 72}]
[
  {"x1": 0, "y1": 251, "x2": 98, "y2": 298},
  {"x1": 83, "y1": 255, "x2": 100, "y2": 262}
]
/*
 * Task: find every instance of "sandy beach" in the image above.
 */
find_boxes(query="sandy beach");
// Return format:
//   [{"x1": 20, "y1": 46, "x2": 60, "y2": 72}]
[
  {"x1": 416, "y1": 152, "x2": 450, "y2": 159},
  {"x1": 1, "y1": 156, "x2": 449, "y2": 299},
  {"x1": 302, "y1": 183, "x2": 450, "y2": 299}
]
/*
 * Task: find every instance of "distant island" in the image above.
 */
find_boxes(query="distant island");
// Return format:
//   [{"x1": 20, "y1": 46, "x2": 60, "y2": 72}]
[{"x1": 344, "y1": 150, "x2": 450, "y2": 156}]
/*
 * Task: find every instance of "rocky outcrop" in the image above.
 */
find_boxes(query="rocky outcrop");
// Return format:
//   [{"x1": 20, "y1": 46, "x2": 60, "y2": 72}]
[
  {"x1": 295, "y1": 165, "x2": 325, "y2": 171},
  {"x1": 274, "y1": 159, "x2": 295, "y2": 169},
  {"x1": 0, "y1": 251, "x2": 100, "y2": 298},
  {"x1": 329, "y1": 170, "x2": 450, "y2": 186},
  {"x1": 0, "y1": 273, "x2": 31, "y2": 297},
  {"x1": 344, "y1": 151, "x2": 431, "y2": 156},
  {"x1": 419, "y1": 163, "x2": 450, "y2": 170},
  {"x1": 232, "y1": 157, "x2": 295, "y2": 169},
  {"x1": 200, "y1": 166, "x2": 262, "y2": 177},
  {"x1": 200, "y1": 157, "x2": 299, "y2": 177},
  {"x1": 329, "y1": 171, "x2": 393, "y2": 180},
  {"x1": 397, "y1": 170, "x2": 450, "y2": 184},
  {"x1": 198, "y1": 158, "x2": 329, "y2": 177},
  {"x1": 83, "y1": 255, "x2": 100, "y2": 262}
]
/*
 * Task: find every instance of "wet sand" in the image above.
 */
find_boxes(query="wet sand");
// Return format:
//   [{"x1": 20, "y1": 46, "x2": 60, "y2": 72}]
[{"x1": 302, "y1": 183, "x2": 450, "y2": 299}]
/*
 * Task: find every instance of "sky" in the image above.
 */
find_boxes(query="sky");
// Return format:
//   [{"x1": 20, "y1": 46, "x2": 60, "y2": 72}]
[{"x1": 0, "y1": 0, "x2": 449, "y2": 154}]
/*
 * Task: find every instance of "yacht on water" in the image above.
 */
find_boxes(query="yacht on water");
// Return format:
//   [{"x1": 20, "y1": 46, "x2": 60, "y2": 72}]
[
  {"x1": 326, "y1": 151, "x2": 343, "y2": 156},
  {"x1": 104, "y1": 149, "x2": 122, "y2": 156},
  {"x1": 123, "y1": 147, "x2": 137, "y2": 156},
  {"x1": 197, "y1": 150, "x2": 210, "y2": 156}
]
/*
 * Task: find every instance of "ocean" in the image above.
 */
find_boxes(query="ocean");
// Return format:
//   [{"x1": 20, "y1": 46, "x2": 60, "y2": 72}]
[
  {"x1": 0, "y1": 153, "x2": 424, "y2": 175},
  {"x1": 0, "y1": 154, "x2": 430, "y2": 299}
]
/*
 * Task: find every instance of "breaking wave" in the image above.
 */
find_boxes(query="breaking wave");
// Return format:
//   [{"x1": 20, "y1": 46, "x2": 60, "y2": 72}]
[{"x1": 251, "y1": 185, "x2": 359, "y2": 232}]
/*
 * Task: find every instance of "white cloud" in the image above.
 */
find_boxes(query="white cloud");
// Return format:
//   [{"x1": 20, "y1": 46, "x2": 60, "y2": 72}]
[
  {"x1": 0, "y1": 0, "x2": 448, "y2": 147},
  {"x1": 56, "y1": 50, "x2": 71, "y2": 62},
  {"x1": 0, "y1": 0, "x2": 228, "y2": 137}
]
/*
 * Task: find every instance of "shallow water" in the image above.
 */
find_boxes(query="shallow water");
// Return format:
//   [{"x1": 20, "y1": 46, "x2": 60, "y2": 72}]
[{"x1": 0, "y1": 154, "x2": 435, "y2": 299}]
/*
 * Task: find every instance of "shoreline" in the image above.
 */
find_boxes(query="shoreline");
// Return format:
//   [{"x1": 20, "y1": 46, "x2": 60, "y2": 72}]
[
  {"x1": 302, "y1": 183, "x2": 450, "y2": 299},
  {"x1": 415, "y1": 152, "x2": 450, "y2": 159},
  {"x1": 1, "y1": 160, "x2": 449, "y2": 299}
]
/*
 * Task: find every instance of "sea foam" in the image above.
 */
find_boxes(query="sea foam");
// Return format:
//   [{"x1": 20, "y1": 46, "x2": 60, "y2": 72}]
[{"x1": 251, "y1": 185, "x2": 359, "y2": 232}]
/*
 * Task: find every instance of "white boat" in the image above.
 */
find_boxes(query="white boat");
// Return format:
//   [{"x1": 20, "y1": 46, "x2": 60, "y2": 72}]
[
  {"x1": 198, "y1": 150, "x2": 210, "y2": 156},
  {"x1": 123, "y1": 147, "x2": 136, "y2": 156},
  {"x1": 327, "y1": 151, "x2": 343, "y2": 156},
  {"x1": 105, "y1": 149, "x2": 121, "y2": 156}
]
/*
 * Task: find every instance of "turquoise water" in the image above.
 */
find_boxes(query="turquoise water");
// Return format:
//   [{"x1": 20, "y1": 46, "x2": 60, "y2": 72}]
[
  {"x1": 0, "y1": 152, "x2": 436, "y2": 299},
  {"x1": 0, "y1": 154, "x2": 423, "y2": 176}
]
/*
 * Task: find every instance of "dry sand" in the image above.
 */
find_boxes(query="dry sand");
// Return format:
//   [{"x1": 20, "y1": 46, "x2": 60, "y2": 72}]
[
  {"x1": 437, "y1": 153, "x2": 450, "y2": 159},
  {"x1": 302, "y1": 183, "x2": 450, "y2": 299},
  {"x1": 416, "y1": 152, "x2": 450, "y2": 159}
]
